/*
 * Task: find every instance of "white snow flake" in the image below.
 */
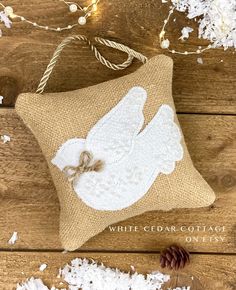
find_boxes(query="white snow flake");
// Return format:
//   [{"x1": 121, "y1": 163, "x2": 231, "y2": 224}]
[
  {"x1": 0, "y1": 11, "x2": 12, "y2": 28},
  {"x1": 197, "y1": 57, "x2": 203, "y2": 64},
  {"x1": 16, "y1": 277, "x2": 49, "y2": 290},
  {"x1": 1, "y1": 134, "x2": 11, "y2": 143},
  {"x1": 39, "y1": 263, "x2": 48, "y2": 272},
  {"x1": 16, "y1": 259, "x2": 193, "y2": 290},
  {"x1": 61, "y1": 258, "x2": 170, "y2": 290},
  {"x1": 171, "y1": 0, "x2": 236, "y2": 49},
  {"x1": 179, "y1": 27, "x2": 194, "y2": 40},
  {"x1": 8, "y1": 231, "x2": 18, "y2": 245}
]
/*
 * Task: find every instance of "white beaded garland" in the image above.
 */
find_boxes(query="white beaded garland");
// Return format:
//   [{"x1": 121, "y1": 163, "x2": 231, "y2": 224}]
[
  {"x1": 4, "y1": 6, "x2": 13, "y2": 16},
  {"x1": 69, "y1": 4, "x2": 78, "y2": 13},
  {"x1": 0, "y1": 0, "x2": 99, "y2": 33},
  {"x1": 78, "y1": 16, "x2": 87, "y2": 25},
  {"x1": 92, "y1": 4, "x2": 97, "y2": 11},
  {"x1": 159, "y1": 6, "x2": 213, "y2": 55},
  {"x1": 161, "y1": 39, "x2": 170, "y2": 49}
]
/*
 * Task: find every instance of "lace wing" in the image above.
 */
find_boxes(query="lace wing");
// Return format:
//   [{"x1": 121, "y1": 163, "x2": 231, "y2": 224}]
[
  {"x1": 136, "y1": 104, "x2": 183, "y2": 174},
  {"x1": 86, "y1": 86, "x2": 147, "y2": 164},
  {"x1": 51, "y1": 138, "x2": 85, "y2": 171}
]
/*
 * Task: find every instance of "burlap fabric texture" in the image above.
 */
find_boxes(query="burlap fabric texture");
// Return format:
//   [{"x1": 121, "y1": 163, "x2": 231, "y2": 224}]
[{"x1": 16, "y1": 55, "x2": 215, "y2": 250}]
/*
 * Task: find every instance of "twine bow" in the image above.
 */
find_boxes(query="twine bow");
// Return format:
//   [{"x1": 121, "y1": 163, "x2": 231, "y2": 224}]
[{"x1": 63, "y1": 151, "x2": 104, "y2": 182}]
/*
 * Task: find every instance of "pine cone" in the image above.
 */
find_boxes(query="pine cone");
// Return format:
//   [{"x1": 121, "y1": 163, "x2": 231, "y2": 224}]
[{"x1": 160, "y1": 245, "x2": 190, "y2": 270}]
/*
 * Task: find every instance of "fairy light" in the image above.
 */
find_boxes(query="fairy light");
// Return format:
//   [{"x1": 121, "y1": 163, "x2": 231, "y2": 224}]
[
  {"x1": 0, "y1": 0, "x2": 100, "y2": 32},
  {"x1": 159, "y1": 6, "x2": 212, "y2": 55}
]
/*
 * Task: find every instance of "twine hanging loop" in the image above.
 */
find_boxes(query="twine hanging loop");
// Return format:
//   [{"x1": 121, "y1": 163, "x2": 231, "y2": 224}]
[
  {"x1": 63, "y1": 151, "x2": 104, "y2": 182},
  {"x1": 36, "y1": 35, "x2": 147, "y2": 94}
]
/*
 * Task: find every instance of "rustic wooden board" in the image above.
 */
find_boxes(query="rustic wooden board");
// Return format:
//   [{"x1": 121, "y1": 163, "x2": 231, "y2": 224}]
[
  {"x1": 0, "y1": 109, "x2": 235, "y2": 252},
  {"x1": 0, "y1": 0, "x2": 235, "y2": 113},
  {"x1": 1, "y1": 251, "x2": 236, "y2": 290}
]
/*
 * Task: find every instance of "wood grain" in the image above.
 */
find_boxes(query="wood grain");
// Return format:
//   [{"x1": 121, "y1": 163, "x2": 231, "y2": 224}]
[
  {"x1": 0, "y1": 109, "x2": 235, "y2": 252},
  {"x1": 0, "y1": 0, "x2": 235, "y2": 285},
  {"x1": 0, "y1": 0, "x2": 235, "y2": 113},
  {"x1": 1, "y1": 251, "x2": 236, "y2": 290}
]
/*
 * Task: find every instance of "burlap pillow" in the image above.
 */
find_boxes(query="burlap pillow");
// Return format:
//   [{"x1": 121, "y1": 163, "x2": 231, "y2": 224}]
[{"x1": 15, "y1": 53, "x2": 215, "y2": 251}]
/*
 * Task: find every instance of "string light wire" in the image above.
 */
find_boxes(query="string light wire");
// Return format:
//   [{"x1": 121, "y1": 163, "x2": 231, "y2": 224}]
[
  {"x1": 0, "y1": 0, "x2": 99, "y2": 32},
  {"x1": 159, "y1": 6, "x2": 212, "y2": 55}
]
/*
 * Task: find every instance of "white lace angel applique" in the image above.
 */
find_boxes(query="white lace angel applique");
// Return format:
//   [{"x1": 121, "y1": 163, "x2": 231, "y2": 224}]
[{"x1": 51, "y1": 86, "x2": 183, "y2": 211}]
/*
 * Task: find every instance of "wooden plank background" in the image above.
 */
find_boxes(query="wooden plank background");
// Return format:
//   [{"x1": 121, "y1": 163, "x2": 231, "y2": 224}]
[
  {"x1": 0, "y1": 0, "x2": 235, "y2": 289},
  {"x1": 0, "y1": 0, "x2": 235, "y2": 113}
]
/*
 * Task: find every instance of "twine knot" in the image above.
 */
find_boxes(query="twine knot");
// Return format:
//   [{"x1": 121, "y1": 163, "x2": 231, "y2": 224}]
[{"x1": 63, "y1": 151, "x2": 104, "y2": 182}]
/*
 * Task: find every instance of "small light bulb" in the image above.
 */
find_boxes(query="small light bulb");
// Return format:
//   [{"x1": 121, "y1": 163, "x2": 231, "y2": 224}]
[
  {"x1": 159, "y1": 30, "x2": 165, "y2": 39},
  {"x1": 92, "y1": 4, "x2": 97, "y2": 11},
  {"x1": 10, "y1": 13, "x2": 18, "y2": 19}
]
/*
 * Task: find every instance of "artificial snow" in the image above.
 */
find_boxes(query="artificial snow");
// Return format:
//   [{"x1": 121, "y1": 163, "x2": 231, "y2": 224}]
[
  {"x1": 197, "y1": 57, "x2": 203, "y2": 64},
  {"x1": 171, "y1": 0, "x2": 236, "y2": 49},
  {"x1": 1, "y1": 134, "x2": 11, "y2": 143},
  {"x1": 61, "y1": 258, "x2": 170, "y2": 290},
  {"x1": 179, "y1": 27, "x2": 193, "y2": 40},
  {"x1": 15, "y1": 258, "x2": 195, "y2": 290},
  {"x1": 130, "y1": 265, "x2": 135, "y2": 272},
  {"x1": 39, "y1": 263, "x2": 47, "y2": 272},
  {"x1": 16, "y1": 277, "x2": 49, "y2": 290},
  {"x1": 0, "y1": 11, "x2": 12, "y2": 28},
  {"x1": 8, "y1": 231, "x2": 18, "y2": 245}
]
